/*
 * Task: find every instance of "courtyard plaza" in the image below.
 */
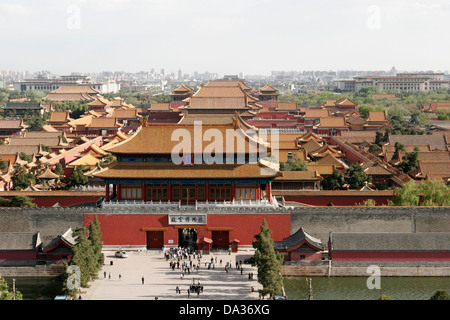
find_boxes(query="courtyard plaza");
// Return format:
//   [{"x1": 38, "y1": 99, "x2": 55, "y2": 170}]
[{"x1": 82, "y1": 250, "x2": 261, "y2": 300}]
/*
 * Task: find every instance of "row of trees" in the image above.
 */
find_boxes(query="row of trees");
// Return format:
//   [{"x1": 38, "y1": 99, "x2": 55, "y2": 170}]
[
  {"x1": 281, "y1": 87, "x2": 450, "y2": 109},
  {"x1": 10, "y1": 163, "x2": 91, "y2": 191},
  {"x1": 357, "y1": 179, "x2": 450, "y2": 207},
  {"x1": 280, "y1": 87, "x2": 450, "y2": 134},
  {"x1": 0, "y1": 195, "x2": 36, "y2": 208},
  {"x1": 102, "y1": 90, "x2": 172, "y2": 105},
  {"x1": 62, "y1": 216, "x2": 104, "y2": 299},
  {"x1": 0, "y1": 88, "x2": 47, "y2": 105},
  {"x1": 390, "y1": 180, "x2": 450, "y2": 206},
  {"x1": 279, "y1": 158, "x2": 378, "y2": 191}
]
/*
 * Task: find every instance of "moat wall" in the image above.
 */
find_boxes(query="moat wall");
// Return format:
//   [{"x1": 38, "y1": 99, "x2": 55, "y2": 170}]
[
  {"x1": 288, "y1": 206, "x2": 450, "y2": 243},
  {"x1": 0, "y1": 206, "x2": 449, "y2": 244},
  {"x1": 0, "y1": 206, "x2": 449, "y2": 277}
]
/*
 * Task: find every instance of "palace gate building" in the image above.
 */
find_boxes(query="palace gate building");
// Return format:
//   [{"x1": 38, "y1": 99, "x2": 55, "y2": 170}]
[{"x1": 92, "y1": 81, "x2": 291, "y2": 250}]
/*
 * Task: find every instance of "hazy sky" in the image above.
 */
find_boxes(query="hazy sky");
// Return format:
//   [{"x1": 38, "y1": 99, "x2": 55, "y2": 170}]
[{"x1": 0, "y1": 0, "x2": 449, "y2": 76}]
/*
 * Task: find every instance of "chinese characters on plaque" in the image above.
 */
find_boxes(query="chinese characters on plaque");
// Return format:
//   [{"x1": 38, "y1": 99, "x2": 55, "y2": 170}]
[{"x1": 168, "y1": 215, "x2": 207, "y2": 225}]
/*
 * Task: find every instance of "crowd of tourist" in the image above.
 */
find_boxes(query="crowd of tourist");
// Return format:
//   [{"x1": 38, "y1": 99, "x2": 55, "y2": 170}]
[{"x1": 164, "y1": 247, "x2": 254, "y2": 297}]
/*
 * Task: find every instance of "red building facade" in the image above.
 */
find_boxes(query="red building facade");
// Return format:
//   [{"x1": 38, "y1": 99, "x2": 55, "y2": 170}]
[{"x1": 84, "y1": 212, "x2": 290, "y2": 250}]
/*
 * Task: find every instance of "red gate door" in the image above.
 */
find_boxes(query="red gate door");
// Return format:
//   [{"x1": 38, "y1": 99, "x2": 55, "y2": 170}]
[
  {"x1": 146, "y1": 231, "x2": 164, "y2": 249},
  {"x1": 211, "y1": 231, "x2": 229, "y2": 249}
]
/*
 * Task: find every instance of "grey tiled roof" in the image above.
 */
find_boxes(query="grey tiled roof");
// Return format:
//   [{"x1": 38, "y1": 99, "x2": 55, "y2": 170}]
[
  {"x1": 329, "y1": 232, "x2": 450, "y2": 252},
  {"x1": 274, "y1": 227, "x2": 325, "y2": 251},
  {"x1": 0, "y1": 232, "x2": 41, "y2": 250},
  {"x1": 388, "y1": 134, "x2": 449, "y2": 151},
  {"x1": 5, "y1": 102, "x2": 43, "y2": 110}
]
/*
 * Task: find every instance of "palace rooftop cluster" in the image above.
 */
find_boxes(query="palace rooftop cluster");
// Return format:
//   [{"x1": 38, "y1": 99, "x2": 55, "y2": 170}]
[{"x1": 0, "y1": 78, "x2": 448, "y2": 202}]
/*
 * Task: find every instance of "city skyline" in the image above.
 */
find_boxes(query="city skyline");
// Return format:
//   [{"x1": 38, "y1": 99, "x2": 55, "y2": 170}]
[{"x1": 1, "y1": 0, "x2": 449, "y2": 76}]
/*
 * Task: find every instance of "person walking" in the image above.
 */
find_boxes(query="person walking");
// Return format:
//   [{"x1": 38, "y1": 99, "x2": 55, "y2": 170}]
[
  {"x1": 108, "y1": 272, "x2": 111, "y2": 280},
  {"x1": 119, "y1": 274, "x2": 122, "y2": 280},
  {"x1": 142, "y1": 276, "x2": 145, "y2": 284}
]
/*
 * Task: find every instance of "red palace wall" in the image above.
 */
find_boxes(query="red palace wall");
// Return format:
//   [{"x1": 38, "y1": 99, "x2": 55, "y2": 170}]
[
  {"x1": 0, "y1": 251, "x2": 37, "y2": 262},
  {"x1": 0, "y1": 191, "x2": 103, "y2": 207},
  {"x1": 84, "y1": 213, "x2": 291, "y2": 247},
  {"x1": 289, "y1": 252, "x2": 323, "y2": 261},
  {"x1": 331, "y1": 251, "x2": 450, "y2": 261}
]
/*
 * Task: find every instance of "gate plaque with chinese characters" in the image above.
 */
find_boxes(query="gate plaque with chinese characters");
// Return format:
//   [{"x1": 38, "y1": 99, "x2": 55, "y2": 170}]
[{"x1": 168, "y1": 215, "x2": 207, "y2": 225}]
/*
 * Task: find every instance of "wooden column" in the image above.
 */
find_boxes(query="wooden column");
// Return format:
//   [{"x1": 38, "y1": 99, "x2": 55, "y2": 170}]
[
  {"x1": 266, "y1": 183, "x2": 272, "y2": 202},
  {"x1": 257, "y1": 184, "x2": 261, "y2": 200},
  {"x1": 231, "y1": 183, "x2": 235, "y2": 201},
  {"x1": 168, "y1": 184, "x2": 172, "y2": 202},
  {"x1": 117, "y1": 184, "x2": 121, "y2": 201},
  {"x1": 142, "y1": 185, "x2": 146, "y2": 202},
  {"x1": 205, "y1": 184, "x2": 209, "y2": 201},
  {"x1": 105, "y1": 183, "x2": 110, "y2": 202}
]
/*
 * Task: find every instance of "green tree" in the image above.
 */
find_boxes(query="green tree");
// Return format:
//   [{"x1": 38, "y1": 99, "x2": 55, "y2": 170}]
[
  {"x1": 368, "y1": 144, "x2": 381, "y2": 154},
  {"x1": 375, "y1": 131, "x2": 385, "y2": 146},
  {"x1": 356, "y1": 199, "x2": 377, "y2": 207},
  {"x1": 0, "y1": 196, "x2": 36, "y2": 208},
  {"x1": 397, "y1": 147, "x2": 420, "y2": 173},
  {"x1": 23, "y1": 113, "x2": 49, "y2": 131},
  {"x1": 253, "y1": 219, "x2": 284, "y2": 299},
  {"x1": 418, "y1": 179, "x2": 450, "y2": 206},
  {"x1": 62, "y1": 219, "x2": 104, "y2": 298},
  {"x1": 321, "y1": 169, "x2": 345, "y2": 190},
  {"x1": 11, "y1": 164, "x2": 36, "y2": 190},
  {"x1": 0, "y1": 277, "x2": 23, "y2": 300},
  {"x1": 19, "y1": 152, "x2": 33, "y2": 163},
  {"x1": 0, "y1": 160, "x2": 8, "y2": 171},
  {"x1": 88, "y1": 216, "x2": 104, "y2": 275},
  {"x1": 430, "y1": 289, "x2": 450, "y2": 300},
  {"x1": 391, "y1": 179, "x2": 450, "y2": 206},
  {"x1": 69, "y1": 227, "x2": 95, "y2": 289},
  {"x1": 25, "y1": 90, "x2": 46, "y2": 102},
  {"x1": 41, "y1": 144, "x2": 52, "y2": 153},
  {"x1": 437, "y1": 112, "x2": 450, "y2": 120},
  {"x1": 358, "y1": 105, "x2": 386, "y2": 118},
  {"x1": 10, "y1": 195, "x2": 36, "y2": 208},
  {"x1": 390, "y1": 180, "x2": 420, "y2": 206},
  {"x1": 0, "y1": 91, "x2": 9, "y2": 106},
  {"x1": 98, "y1": 153, "x2": 115, "y2": 168},
  {"x1": 54, "y1": 162, "x2": 65, "y2": 177},
  {"x1": 67, "y1": 165, "x2": 89, "y2": 188},
  {"x1": 280, "y1": 155, "x2": 308, "y2": 171},
  {"x1": 345, "y1": 163, "x2": 371, "y2": 190},
  {"x1": 392, "y1": 142, "x2": 405, "y2": 162}
]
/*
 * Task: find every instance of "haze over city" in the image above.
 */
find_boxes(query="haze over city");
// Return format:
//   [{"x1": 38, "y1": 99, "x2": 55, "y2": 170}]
[{"x1": 1, "y1": 0, "x2": 449, "y2": 76}]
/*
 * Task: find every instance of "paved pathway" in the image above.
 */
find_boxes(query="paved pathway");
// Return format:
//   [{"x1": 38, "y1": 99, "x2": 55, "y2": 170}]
[{"x1": 82, "y1": 250, "x2": 261, "y2": 300}]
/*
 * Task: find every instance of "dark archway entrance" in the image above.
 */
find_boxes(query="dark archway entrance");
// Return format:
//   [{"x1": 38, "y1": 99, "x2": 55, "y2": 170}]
[{"x1": 178, "y1": 228, "x2": 198, "y2": 249}]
